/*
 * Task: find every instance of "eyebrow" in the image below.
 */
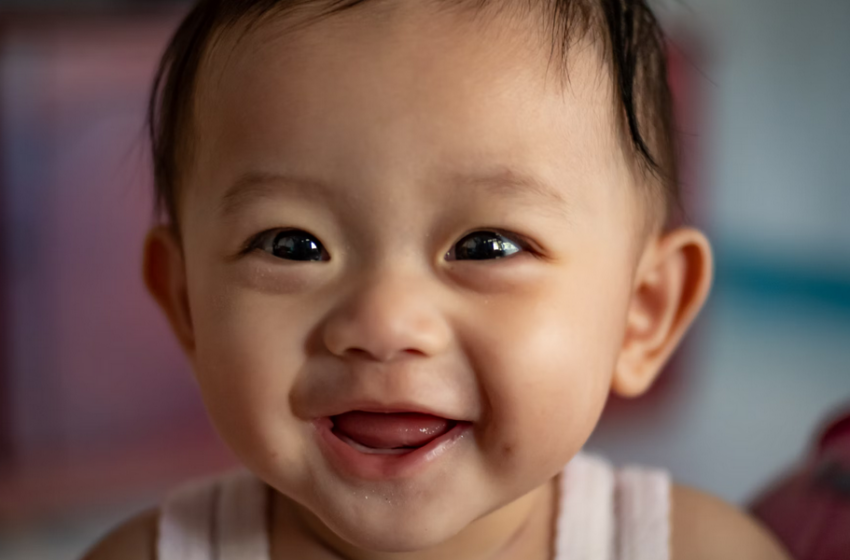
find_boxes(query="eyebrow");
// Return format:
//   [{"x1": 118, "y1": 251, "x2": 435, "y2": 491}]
[
  {"x1": 451, "y1": 167, "x2": 570, "y2": 217},
  {"x1": 218, "y1": 171, "x2": 334, "y2": 218},
  {"x1": 217, "y1": 167, "x2": 570, "y2": 219}
]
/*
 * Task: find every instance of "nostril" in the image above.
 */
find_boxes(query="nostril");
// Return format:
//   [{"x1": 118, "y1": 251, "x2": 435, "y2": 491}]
[
  {"x1": 342, "y1": 347, "x2": 429, "y2": 362},
  {"x1": 342, "y1": 347, "x2": 375, "y2": 360}
]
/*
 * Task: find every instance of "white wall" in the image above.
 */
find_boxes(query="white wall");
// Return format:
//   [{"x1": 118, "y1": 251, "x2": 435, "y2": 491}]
[{"x1": 690, "y1": 0, "x2": 850, "y2": 267}]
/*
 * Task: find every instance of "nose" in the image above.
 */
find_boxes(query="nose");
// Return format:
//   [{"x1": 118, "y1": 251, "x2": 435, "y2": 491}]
[{"x1": 321, "y1": 271, "x2": 452, "y2": 362}]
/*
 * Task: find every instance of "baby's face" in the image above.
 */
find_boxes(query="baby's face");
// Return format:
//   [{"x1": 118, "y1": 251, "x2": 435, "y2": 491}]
[{"x1": 178, "y1": 1, "x2": 645, "y2": 552}]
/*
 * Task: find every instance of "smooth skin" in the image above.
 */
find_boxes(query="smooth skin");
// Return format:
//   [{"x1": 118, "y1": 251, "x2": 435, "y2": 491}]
[{"x1": 85, "y1": 1, "x2": 789, "y2": 559}]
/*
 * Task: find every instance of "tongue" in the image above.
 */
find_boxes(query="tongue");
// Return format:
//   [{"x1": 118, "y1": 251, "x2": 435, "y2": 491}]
[{"x1": 332, "y1": 411, "x2": 452, "y2": 449}]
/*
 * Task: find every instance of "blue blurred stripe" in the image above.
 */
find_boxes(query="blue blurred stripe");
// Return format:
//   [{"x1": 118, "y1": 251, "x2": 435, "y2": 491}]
[{"x1": 714, "y1": 251, "x2": 850, "y2": 313}]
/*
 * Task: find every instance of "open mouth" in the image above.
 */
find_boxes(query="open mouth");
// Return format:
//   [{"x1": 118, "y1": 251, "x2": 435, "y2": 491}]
[
  {"x1": 330, "y1": 411, "x2": 458, "y2": 455},
  {"x1": 314, "y1": 410, "x2": 472, "y2": 479}
]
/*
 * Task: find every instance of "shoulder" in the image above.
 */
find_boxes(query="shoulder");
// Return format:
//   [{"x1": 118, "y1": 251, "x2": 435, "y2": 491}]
[
  {"x1": 670, "y1": 483, "x2": 791, "y2": 560},
  {"x1": 79, "y1": 507, "x2": 158, "y2": 560}
]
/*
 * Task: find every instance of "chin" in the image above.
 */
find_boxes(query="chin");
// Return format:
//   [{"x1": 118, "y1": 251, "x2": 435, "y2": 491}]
[{"x1": 318, "y1": 500, "x2": 472, "y2": 553}]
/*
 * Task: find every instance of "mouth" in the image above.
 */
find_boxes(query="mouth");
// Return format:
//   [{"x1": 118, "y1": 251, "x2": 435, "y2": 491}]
[
  {"x1": 332, "y1": 411, "x2": 457, "y2": 454},
  {"x1": 314, "y1": 411, "x2": 471, "y2": 479}
]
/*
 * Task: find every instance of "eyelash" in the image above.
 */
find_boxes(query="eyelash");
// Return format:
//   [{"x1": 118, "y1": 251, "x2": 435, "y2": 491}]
[{"x1": 239, "y1": 228, "x2": 535, "y2": 261}]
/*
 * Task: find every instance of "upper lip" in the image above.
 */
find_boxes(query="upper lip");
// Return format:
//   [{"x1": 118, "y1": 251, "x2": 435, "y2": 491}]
[{"x1": 318, "y1": 400, "x2": 470, "y2": 422}]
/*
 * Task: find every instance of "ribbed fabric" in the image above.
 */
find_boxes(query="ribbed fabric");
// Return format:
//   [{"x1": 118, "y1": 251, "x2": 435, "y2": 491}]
[
  {"x1": 554, "y1": 453, "x2": 616, "y2": 560},
  {"x1": 157, "y1": 476, "x2": 217, "y2": 560},
  {"x1": 216, "y1": 471, "x2": 270, "y2": 560},
  {"x1": 615, "y1": 464, "x2": 672, "y2": 560},
  {"x1": 156, "y1": 452, "x2": 670, "y2": 560}
]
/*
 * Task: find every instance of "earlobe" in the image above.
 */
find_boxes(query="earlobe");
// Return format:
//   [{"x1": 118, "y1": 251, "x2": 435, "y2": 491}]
[
  {"x1": 142, "y1": 226, "x2": 196, "y2": 357},
  {"x1": 611, "y1": 227, "x2": 713, "y2": 398}
]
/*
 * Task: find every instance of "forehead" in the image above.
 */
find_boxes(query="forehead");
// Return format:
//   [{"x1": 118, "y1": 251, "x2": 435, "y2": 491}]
[{"x1": 187, "y1": 0, "x2": 629, "y2": 218}]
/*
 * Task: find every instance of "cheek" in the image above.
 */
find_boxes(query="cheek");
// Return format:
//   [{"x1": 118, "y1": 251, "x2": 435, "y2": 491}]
[
  {"x1": 466, "y1": 261, "x2": 631, "y2": 479},
  {"x1": 187, "y1": 272, "x2": 313, "y2": 469}
]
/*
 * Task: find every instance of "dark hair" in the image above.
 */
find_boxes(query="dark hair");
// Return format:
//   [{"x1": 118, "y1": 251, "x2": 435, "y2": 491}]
[{"x1": 148, "y1": 0, "x2": 679, "y2": 232}]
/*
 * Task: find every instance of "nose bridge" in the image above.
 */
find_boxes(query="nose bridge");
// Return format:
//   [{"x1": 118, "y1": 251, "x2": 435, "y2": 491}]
[{"x1": 321, "y1": 263, "x2": 451, "y2": 362}]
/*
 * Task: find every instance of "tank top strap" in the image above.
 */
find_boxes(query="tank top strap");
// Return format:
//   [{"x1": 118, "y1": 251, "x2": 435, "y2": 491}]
[
  {"x1": 553, "y1": 451, "x2": 616, "y2": 560},
  {"x1": 217, "y1": 470, "x2": 271, "y2": 560},
  {"x1": 613, "y1": 463, "x2": 671, "y2": 560},
  {"x1": 157, "y1": 470, "x2": 271, "y2": 560},
  {"x1": 157, "y1": 474, "x2": 218, "y2": 560}
]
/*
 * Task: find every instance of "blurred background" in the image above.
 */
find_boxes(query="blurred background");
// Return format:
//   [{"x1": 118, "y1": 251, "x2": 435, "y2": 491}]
[{"x1": 0, "y1": 0, "x2": 847, "y2": 558}]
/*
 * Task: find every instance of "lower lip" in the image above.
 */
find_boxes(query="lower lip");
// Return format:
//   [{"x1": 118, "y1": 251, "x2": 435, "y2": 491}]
[{"x1": 313, "y1": 417, "x2": 472, "y2": 481}]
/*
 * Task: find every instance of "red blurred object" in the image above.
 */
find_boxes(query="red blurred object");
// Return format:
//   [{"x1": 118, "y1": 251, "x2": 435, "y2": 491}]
[{"x1": 751, "y1": 405, "x2": 850, "y2": 560}]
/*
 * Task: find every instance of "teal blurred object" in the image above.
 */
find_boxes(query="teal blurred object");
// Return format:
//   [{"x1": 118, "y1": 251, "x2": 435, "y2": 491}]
[{"x1": 716, "y1": 247, "x2": 850, "y2": 314}]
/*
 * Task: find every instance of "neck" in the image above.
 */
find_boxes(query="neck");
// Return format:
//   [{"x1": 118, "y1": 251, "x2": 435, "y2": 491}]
[{"x1": 272, "y1": 477, "x2": 559, "y2": 560}]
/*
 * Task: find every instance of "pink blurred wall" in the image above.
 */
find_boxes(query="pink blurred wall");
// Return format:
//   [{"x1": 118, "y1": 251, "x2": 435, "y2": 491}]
[{"x1": 0, "y1": 13, "x2": 235, "y2": 520}]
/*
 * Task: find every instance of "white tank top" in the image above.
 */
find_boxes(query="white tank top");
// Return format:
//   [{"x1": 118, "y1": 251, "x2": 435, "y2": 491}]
[{"x1": 157, "y1": 452, "x2": 670, "y2": 560}]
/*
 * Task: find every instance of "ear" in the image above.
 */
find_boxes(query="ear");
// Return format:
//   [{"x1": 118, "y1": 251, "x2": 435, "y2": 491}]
[
  {"x1": 612, "y1": 227, "x2": 713, "y2": 398},
  {"x1": 143, "y1": 226, "x2": 196, "y2": 358}
]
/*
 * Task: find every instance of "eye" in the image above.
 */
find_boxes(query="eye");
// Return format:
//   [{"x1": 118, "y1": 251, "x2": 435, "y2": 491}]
[
  {"x1": 249, "y1": 229, "x2": 329, "y2": 262},
  {"x1": 448, "y1": 231, "x2": 523, "y2": 261}
]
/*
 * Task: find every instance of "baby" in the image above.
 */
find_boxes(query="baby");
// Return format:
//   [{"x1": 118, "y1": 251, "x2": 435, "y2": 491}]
[{"x1": 85, "y1": 0, "x2": 791, "y2": 558}]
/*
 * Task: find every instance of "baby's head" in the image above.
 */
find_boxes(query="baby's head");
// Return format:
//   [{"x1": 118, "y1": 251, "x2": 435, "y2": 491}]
[{"x1": 143, "y1": 0, "x2": 712, "y2": 553}]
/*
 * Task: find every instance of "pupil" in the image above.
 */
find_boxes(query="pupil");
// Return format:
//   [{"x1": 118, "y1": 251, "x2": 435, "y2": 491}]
[{"x1": 273, "y1": 231, "x2": 323, "y2": 261}]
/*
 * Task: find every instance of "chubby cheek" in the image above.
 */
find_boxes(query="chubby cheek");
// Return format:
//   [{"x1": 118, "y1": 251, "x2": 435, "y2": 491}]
[
  {"x1": 187, "y1": 270, "x2": 315, "y2": 482},
  {"x1": 466, "y1": 261, "x2": 631, "y2": 487}
]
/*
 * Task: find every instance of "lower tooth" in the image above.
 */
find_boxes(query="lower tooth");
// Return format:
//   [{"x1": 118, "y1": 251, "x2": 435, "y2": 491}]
[{"x1": 338, "y1": 433, "x2": 413, "y2": 455}]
